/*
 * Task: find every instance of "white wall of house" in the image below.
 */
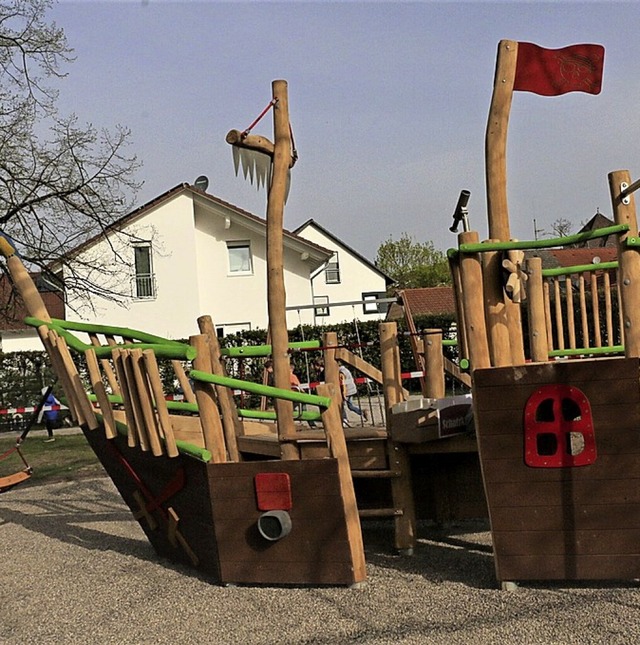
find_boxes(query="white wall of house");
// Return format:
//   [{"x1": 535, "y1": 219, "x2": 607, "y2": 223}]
[
  {"x1": 62, "y1": 188, "x2": 325, "y2": 341},
  {"x1": 65, "y1": 192, "x2": 202, "y2": 340},
  {"x1": 0, "y1": 330, "x2": 43, "y2": 353},
  {"x1": 293, "y1": 223, "x2": 390, "y2": 325},
  {"x1": 193, "y1": 200, "x2": 318, "y2": 331}
]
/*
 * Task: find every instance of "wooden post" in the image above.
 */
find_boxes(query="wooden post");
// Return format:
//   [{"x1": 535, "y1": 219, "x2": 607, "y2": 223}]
[
  {"x1": 591, "y1": 274, "x2": 602, "y2": 347},
  {"x1": 553, "y1": 277, "x2": 565, "y2": 351},
  {"x1": 457, "y1": 232, "x2": 491, "y2": 371},
  {"x1": 565, "y1": 277, "x2": 576, "y2": 350},
  {"x1": 190, "y1": 334, "x2": 227, "y2": 463},
  {"x1": 485, "y1": 40, "x2": 518, "y2": 242},
  {"x1": 603, "y1": 271, "x2": 614, "y2": 346},
  {"x1": 266, "y1": 80, "x2": 297, "y2": 459},
  {"x1": 506, "y1": 300, "x2": 526, "y2": 366},
  {"x1": 379, "y1": 323, "x2": 405, "y2": 409},
  {"x1": 142, "y1": 349, "x2": 179, "y2": 458},
  {"x1": 579, "y1": 275, "x2": 590, "y2": 347},
  {"x1": 84, "y1": 349, "x2": 117, "y2": 439},
  {"x1": 526, "y1": 257, "x2": 548, "y2": 362},
  {"x1": 317, "y1": 382, "x2": 367, "y2": 583},
  {"x1": 448, "y1": 253, "x2": 468, "y2": 361},
  {"x1": 481, "y1": 244, "x2": 511, "y2": 367},
  {"x1": 422, "y1": 329, "x2": 445, "y2": 398},
  {"x1": 610, "y1": 169, "x2": 640, "y2": 358},
  {"x1": 379, "y1": 321, "x2": 416, "y2": 552},
  {"x1": 323, "y1": 331, "x2": 342, "y2": 407},
  {"x1": 198, "y1": 315, "x2": 242, "y2": 461},
  {"x1": 130, "y1": 348, "x2": 164, "y2": 457},
  {"x1": 543, "y1": 281, "x2": 553, "y2": 352}
]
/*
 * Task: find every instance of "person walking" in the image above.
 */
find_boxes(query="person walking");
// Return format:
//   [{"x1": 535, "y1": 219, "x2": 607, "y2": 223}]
[
  {"x1": 39, "y1": 387, "x2": 60, "y2": 443},
  {"x1": 338, "y1": 362, "x2": 368, "y2": 427}
]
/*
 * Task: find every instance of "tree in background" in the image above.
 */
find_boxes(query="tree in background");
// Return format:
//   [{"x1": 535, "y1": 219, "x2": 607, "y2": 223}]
[
  {"x1": 550, "y1": 217, "x2": 573, "y2": 238},
  {"x1": 0, "y1": 0, "x2": 141, "y2": 310},
  {"x1": 375, "y1": 232, "x2": 451, "y2": 290}
]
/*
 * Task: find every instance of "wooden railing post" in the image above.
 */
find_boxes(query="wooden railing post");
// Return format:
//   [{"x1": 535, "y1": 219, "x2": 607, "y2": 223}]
[
  {"x1": 457, "y1": 232, "x2": 491, "y2": 371},
  {"x1": 610, "y1": 169, "x2": 640, "y2": 358},
  {"x1": 526, "y1": 256, "x2": 549, "y2": 362},
  {"x1": 422, "y1": 329, "x2": 445, "y2": 398},
  {"x1": 190, "y1": 334, "x2": 228, "y2": 463},
  {"x1": 482, "y1": 242, "x2": 511, "y2": 367}
]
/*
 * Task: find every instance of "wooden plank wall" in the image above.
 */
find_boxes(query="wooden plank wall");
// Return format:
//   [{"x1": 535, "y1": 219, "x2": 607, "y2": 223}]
[
  {"x1": 82, "y1": 427, "x2": 220, "y2": 576},
  {"x1": 474, "y1": 357, "x2": 640, "y2": 581},
  {"x1": 208, "y1": 459, "x2": 358, "y2": 586}
]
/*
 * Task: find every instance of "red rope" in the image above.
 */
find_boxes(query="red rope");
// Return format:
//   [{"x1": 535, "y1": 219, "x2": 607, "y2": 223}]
[{"x1": 242, "y1": 99, "x2": 277, "y2": 137}]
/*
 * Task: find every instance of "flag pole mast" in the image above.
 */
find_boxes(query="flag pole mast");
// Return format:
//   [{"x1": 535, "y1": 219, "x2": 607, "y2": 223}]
[
  {"x1": 485, "y1": 39, "x2": 518, "y2": 242},
  {"x1": 483, "y1": 40, "x2": 525, "y2": 366}
]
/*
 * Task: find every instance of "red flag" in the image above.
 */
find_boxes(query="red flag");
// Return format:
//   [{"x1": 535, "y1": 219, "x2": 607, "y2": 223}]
[{"x1": 514, "y1": 42, "x2": 604, "y2": 96}]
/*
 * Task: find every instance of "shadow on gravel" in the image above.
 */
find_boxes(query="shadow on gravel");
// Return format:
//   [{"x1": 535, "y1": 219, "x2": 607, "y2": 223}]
[
  {"x1": 361, "y1": 519, "x2": 497, "y2": 589},
  {"x1": 0, "y1": 478, "x2": 159, "y2": 562},
  {"x1": 4, "y1": 477, "x2": 498, "y2": 588}
]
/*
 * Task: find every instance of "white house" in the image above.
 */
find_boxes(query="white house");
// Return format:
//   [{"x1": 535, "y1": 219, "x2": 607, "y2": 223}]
[
  {"x1": 292, "y1": 219, "x2": 395, "y2": 325},
  {"x1": 57, "y1": 183, "x2": 334, "y2": 340}
]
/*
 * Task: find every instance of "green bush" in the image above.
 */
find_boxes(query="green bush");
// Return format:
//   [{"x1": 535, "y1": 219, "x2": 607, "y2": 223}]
[{"x1": 1, "y1": 314, "x2": 461, "y2": 409}]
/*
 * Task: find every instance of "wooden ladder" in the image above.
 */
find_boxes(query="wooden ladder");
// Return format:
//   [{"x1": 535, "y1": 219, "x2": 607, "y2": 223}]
[{"x1": 348, "y1": 433, "x2": 416, "y2": 554}]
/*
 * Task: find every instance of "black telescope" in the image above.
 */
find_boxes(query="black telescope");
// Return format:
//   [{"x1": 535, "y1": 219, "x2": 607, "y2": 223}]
[{"x1": 449, "y1": 190, "x2": 471, "y2": 233}]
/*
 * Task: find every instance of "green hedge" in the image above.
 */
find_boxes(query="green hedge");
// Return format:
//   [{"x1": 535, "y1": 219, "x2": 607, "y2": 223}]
[{"x1": 1, "y1": 314, "x2": 460, "y2": 409}]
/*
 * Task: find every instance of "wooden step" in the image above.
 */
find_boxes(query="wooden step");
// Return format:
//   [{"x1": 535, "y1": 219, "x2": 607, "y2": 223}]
[
  {"x1": 358, "y1": 507, "x2": 404, "y2": 518},
  {"x1": 351, "y1": 469, "x2": 401, "y2": 479}
]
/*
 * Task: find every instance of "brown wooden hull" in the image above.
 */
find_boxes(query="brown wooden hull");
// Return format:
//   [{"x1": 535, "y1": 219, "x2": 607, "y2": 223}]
[
  {"x1": 82, "y1": 426, "x2": 360, "y2": 586},
  {"x1": 474, "y1": 356, "x2": 640, "y2": 582}
]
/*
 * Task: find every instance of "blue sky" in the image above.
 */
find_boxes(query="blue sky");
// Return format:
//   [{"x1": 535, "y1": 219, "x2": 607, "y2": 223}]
[{"x1": 49, "y1": 1, "x2": 640, "y2": 261}]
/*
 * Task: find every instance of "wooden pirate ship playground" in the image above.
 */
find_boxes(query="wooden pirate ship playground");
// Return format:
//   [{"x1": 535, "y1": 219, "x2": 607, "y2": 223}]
[{"x1": 4, "y1": 40, "x2": 640, "y2": 589}]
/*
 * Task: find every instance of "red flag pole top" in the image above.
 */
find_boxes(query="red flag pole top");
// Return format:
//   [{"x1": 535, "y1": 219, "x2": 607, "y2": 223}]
[
  {"x1": 514, "y1": 42, "x2": 605, "y2": 96},
  {"x1": 485, "y1": 40, "x2": 606, "y2": 242}
]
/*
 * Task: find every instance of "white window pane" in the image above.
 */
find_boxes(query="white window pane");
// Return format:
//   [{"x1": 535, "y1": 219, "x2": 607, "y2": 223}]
[{"x1": 228, "y1": 243, "x2": 252, "y2": 273}]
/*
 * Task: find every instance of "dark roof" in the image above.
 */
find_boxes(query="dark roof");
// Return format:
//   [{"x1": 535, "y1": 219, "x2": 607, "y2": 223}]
[
  {"x1": 528, "y1": 246, "x2": 617, "y2": 269},
  {"x1": 387, "y1": 286, "x2": 456, "y2": 320},
  {"x1": 293, "y1": 219, "x2": 396, "y2": 286},
  {"x1": 573, "y1": 211, "x2": 616, "y2": 247},
  {"x1": 0, "y1": 273, "x2": 64, "y2": 331}
]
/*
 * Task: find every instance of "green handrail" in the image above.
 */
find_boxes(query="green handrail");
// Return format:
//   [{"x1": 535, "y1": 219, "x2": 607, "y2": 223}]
[
  {"x1": 541, "y1": 260, "x2": 618, "y2": 277},
  {"x1": 25, "y1": 316, "x2": 196, "y2": 360},
  {"x1": 91, "y1": 410, "x2": 213, "y2": 463},
  {"x1": 189, "y1": 369, "x2": 332, "y2": 408},
  {"x1": 220, "y1": 340, "x2": 322, "y2": 358},
  {"x1": 548, "y1": 345, "x2": 624, "y2": 358},
  {"x1": 451, "y1": 224, "x2": 629, "y2": 255}
]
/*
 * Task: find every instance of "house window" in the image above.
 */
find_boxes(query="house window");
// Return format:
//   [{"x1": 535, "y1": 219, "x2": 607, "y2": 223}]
[
  {"x1": 314, "y1": 295, "x2": 330, "y2": 317},
  {"x1": 133, "y1": 243, "x2": 155, "y2": 299},
  {"x1": 216, "y1": 322, "x2": 252, "y2": 337},
  {"x1": 325, "y1": 253, "x2": 340, "y2": 284},
  {"x1": 227, "y1": 241, "x2": 253, "y2": 274},
  {"x1": 362, "y1": 291, "x2": 386, "y2": 315}
]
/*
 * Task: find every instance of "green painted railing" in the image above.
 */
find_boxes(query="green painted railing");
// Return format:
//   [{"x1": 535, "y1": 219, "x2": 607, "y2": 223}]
[
  {"x1": 91, "y1": 409, "x2": 213, "y2": 463},
  {"x1": 449, "y1": 224, "x2": 629, "y2": 257},
  {"x1": 548, "y1": 345, "x2": 624, "y2": 358},
  {"x1": 221, "y1": 340, "x2": 321, "y2": 358},
  {"x1": 189, "y1": 369, "x2": 332, "y2": 409},
  {"x1": 541, "y1": 260, "x2": 619, "y2": 277},
  {"x1": 25, "y1": 316, "x2": 196, "y2": 360}
]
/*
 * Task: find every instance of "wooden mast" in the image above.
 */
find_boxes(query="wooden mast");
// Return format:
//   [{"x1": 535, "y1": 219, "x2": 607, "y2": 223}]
[
  {"x1": 265, "y1": 80, "x2": 298, "y2": 459},
  {"x1": 484, "y1": 40, "x2": 525, "y2": 366}
]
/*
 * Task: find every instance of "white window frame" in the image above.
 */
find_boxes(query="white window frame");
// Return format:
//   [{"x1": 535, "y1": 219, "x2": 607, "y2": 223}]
[
  {"x1": 314, "y1": 295, "x2": 330, "y2": 317},
  {"x1": 362, "y1": 291, "x2": 385, "y2": 315},
  {"x1": 325, "y1": 253, "x2": 341, "y2": 284},
  {"x1": 226, "y1": 240, "x2": 253, "y2": 275},
  {"x1": 133, "y1": 242, "x2": 156, "y2": 299}
]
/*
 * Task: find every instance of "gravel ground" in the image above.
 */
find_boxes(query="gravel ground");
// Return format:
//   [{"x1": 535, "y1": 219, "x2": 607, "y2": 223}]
[{"x1": 1, "y1": 476, "x2": 639, "y2": 644}]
